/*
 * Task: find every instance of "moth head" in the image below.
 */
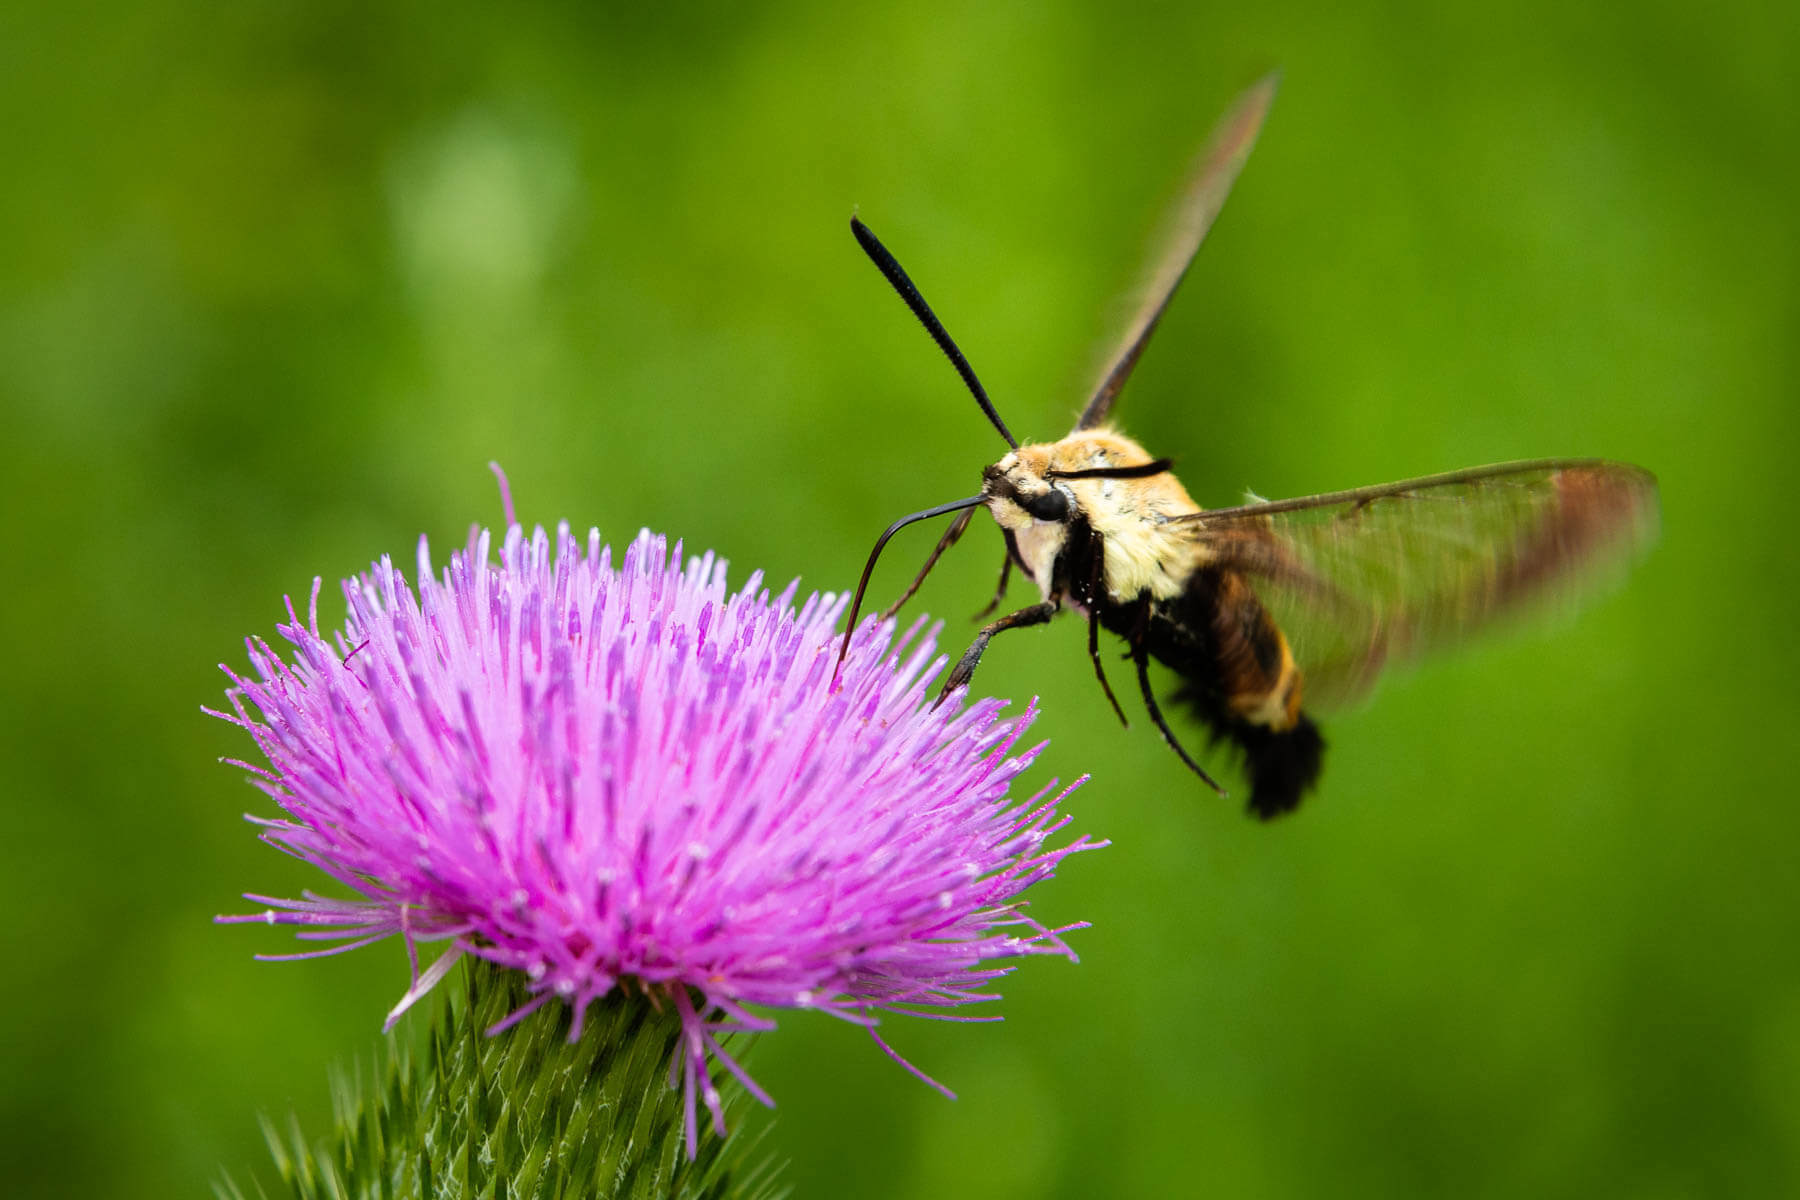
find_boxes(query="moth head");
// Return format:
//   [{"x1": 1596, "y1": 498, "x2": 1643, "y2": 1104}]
[
  {"x1": 983, "y1": 447, "x2": 1073, "y2": 531},
  {"x1": 982, "y1": 433, "x2": 1181, "y2": 536}
]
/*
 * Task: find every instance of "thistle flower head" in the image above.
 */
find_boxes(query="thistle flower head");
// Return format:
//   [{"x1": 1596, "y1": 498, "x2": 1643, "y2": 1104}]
[{"x1": 214, "y1": 497, "x2": 1098, "y2": 1151}]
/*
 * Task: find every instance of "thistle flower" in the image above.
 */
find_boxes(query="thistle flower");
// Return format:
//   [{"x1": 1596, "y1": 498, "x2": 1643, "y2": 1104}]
[{"x1": 214, "y1": 485, "x2": 1099, "y2": 1153}]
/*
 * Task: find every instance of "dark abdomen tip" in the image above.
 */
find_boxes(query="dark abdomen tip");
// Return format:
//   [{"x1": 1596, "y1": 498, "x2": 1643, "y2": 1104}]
[{"x1": 1238, "y1": 716, "x2": 1326, "y2": 820}]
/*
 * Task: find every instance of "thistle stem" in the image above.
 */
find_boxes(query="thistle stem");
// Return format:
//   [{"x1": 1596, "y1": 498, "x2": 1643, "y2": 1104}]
[{"x1": 222, "y1": 962, "x2": 779, "y2": 1199}]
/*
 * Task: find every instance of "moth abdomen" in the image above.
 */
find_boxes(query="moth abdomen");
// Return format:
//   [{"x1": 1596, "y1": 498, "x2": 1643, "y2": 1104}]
[{"x1": 1200, "y1": 711, "x2": 1326, "y2": 820}]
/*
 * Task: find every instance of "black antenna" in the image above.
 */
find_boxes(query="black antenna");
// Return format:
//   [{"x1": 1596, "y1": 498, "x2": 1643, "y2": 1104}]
[
  {"x1": 851, "y1": 217, "x2": 1019, "y2": 450},
  {"x1": 831, "y1": 493, "x2": 987, "y2": 691},
  {"x1": 1046, "y1": 458, "x2": 1175, "y2": 482}
]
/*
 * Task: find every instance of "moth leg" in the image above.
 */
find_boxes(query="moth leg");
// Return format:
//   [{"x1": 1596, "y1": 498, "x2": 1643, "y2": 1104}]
[
  {"x1": 1088, "y1": 609, "x2": 1128, "y2": 726},
  {"x1": 881, "y1": 506, "x2": 976, "y2": 620},
  {"x1": 1130, "y1": 602, "x2": 1226, "y2": 796},
  {"x1": 972, "y1": 548, "x2": 1013, "y2": 620},
  {"x1": 934, "y1": 599, "x2": 1059, "y2": 707},
  {"x1": 1085, "y1": 533, "x2": 1128, "y2": 727}
]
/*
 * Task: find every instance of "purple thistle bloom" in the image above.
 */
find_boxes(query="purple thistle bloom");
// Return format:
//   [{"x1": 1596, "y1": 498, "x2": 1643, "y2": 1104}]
[{"x1": 214, "y1": 491, "x2": 1100, "y2": 1152}]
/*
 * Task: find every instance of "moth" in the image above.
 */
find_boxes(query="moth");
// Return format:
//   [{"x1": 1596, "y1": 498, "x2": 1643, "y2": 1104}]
[{"x1": 832, "y1": 74, "x2": 1658, "y2": 819}]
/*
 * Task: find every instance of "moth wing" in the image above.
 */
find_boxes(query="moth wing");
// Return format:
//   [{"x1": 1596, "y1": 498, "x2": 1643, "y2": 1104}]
[
  {"x1": 1076, "y1": 72, "x2": 1278, "y2": 431},
  {"x1": 1172, "y1": 459, "x2": 1659, "y2": 711}
]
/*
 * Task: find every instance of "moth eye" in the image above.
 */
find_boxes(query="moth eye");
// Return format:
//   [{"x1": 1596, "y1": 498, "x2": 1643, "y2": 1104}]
[{"x1": 1023, "y1": 488, "x2": 1070, "y2": 522}]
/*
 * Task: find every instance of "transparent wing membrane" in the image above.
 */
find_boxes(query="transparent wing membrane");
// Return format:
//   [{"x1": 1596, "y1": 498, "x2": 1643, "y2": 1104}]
[
  {"x1": 1078, "y1": 72, "x2": 1279, "y2": 430},
  {"x1": 1175, "y1": 459, "x2": 1659, "y2": 709}
]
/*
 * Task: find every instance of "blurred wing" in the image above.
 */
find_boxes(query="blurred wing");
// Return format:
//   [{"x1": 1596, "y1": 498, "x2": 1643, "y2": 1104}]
[
  {"x1": 1076, "y1": 72, "x2": 1279, "y2": 431},
  {"x1": 1173, "y1": 459, "x2": 1659, "y2": 710}
]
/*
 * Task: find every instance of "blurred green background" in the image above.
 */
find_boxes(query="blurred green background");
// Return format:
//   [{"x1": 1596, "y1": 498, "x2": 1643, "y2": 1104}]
[{"x1": 3, "y1": 1, "x2": 1795, "y2": 1196}]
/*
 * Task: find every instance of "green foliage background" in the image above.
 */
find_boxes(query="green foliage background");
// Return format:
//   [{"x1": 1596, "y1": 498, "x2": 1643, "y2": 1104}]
[{"x1": 3, "y1": 2, "x2": 1794, "y2": 1195}]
